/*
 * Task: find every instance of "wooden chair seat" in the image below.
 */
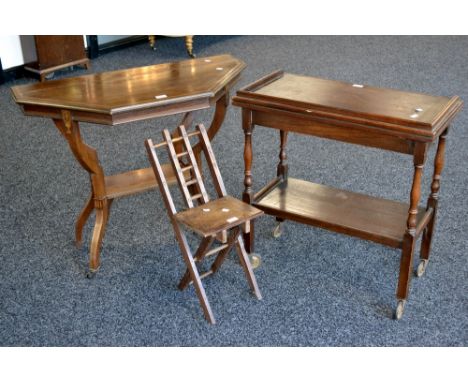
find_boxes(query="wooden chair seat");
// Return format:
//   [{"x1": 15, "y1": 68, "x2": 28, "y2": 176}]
[{"x1": 175, "y1": 196, "x2": 263, "y2": 237}]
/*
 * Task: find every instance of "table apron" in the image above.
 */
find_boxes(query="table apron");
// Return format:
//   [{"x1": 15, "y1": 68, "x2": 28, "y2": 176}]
[
  {"x1": 251, "y1": 109, "x2": 416, "y2": 155},
  {"x1": 21, "y1": 98, "x2": 212, "y2": 126}
]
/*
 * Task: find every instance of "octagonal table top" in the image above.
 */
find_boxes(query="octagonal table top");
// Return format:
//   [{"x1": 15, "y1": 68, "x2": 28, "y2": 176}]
[{"x1": 11, "y1": 54, "x2": 246, "y2": 125}]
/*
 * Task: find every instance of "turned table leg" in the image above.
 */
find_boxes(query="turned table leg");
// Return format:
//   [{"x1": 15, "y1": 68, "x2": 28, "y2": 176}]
[
  {"x1": 273, "y1": 130, "x2": 289, "y2": 238},
  {"x1": 417, "y1": 128, "x2": 449, "y2": 277},
  {"x1": 242, "y1": 108, "x2": 255, "y2": 254},
  {"x1": 395, "y1": 142, "x2": 428, "y2": 319},
  {"x1": 54, "y1": 110, "x2": 109, "y2": 276}
]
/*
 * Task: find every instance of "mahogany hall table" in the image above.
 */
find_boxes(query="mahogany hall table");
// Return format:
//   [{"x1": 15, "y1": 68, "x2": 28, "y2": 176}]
[
  {"x1": 232, "y1": 71, "x2": 463, "y2": 319},
  {"x1": 11, "y1": 54, "x2": 245, "y2": 277}
]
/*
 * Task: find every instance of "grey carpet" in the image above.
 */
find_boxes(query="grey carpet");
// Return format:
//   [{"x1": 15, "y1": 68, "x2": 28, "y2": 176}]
[{"x1": 0, "y1": 36, "x2": 467, "y2": 346}]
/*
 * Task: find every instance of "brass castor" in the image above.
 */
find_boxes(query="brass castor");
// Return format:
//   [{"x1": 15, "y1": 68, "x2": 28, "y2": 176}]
[
  {"x1": 415, "y1": 259, "x2": 428, "y2": 277},
  {"x1": 393, "y1": 300, "x2": 406, "y2": 320},
  {"x1": 249, "y1": 253, "x2": 261, "y2": 269},
  {"x1": 273, "y1": 223, "x2": 282, "y2": 238},
  {"x1": 86, "y1": 269, "x2": 98, "y2": 279},
  {"x1": 185, "y1": 36, "x2": 195, "y2": 58}
]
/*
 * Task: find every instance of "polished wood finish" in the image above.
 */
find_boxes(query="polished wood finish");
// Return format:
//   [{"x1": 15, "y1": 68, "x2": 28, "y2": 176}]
[
  {"x1": 24, "y1": 36, "x2": 90, "y2": 82},
  {"x1": 176, "y1": 196, "x2": 263, "y2": 238},
  {"x1": 235, "y1": 72, "x2": 462, "y2": 141},
  {"x1": 145, "y1": 124, "x2": 263, "y2": 324},
  {"x1": 420, "y1": 128, "x2": 449, "y2": 263},
  {"x1": 12, "y1": 55, "x2": 245, "y2": 276},
  {"x1": 255, "y1": 178, "x2": 429, "y2": 249},
  {"x1": 233, "y1": 71, "x2": 463, "y2": 319},
  {"x1": 13, "y1": 54, "x2": 244, "y2": 124}
]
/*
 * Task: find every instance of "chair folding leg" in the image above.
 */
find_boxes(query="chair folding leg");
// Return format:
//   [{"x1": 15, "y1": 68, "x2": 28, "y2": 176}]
[
  {"x1": 235, "y1": 234, "x2": 262, "y2": 300},
  {"x1": 173, "y1": 222, "x2": 216, "y2": 324},
  {"x1": 178, "y1": 236, "x2": 215, "y2": 290},
  {"x1": 210, "y1": 227, "x2": 241, "y2": 273}
]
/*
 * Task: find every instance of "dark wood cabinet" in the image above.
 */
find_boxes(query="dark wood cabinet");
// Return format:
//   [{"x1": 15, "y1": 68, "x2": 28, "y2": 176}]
[{"x1": 24, "y1": 35, "x2": 90, "y2": 81}]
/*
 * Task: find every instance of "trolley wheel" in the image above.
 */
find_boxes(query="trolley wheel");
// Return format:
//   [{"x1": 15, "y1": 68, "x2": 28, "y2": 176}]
[
  {"x1": 272, "y1": 223, "x2": 282, "y2": 238},
  {"x1": 415, "y1": 259, "x2": 428, "y2": 277},
  {"x1": 249, "y1": 253, "x2": 261, "y2": 269},
  {"x1": 393, "y1": 300, "x2": 406, "y2": 320},
  {"x1": 85, "y1": 269, "x2": 98, "y2": 279}
]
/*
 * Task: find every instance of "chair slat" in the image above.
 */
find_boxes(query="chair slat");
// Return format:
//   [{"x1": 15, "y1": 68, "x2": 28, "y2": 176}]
[
  {"x1": 178, "y1": 125, "x2": 209, "y2": 204},
  {"x1": 185, "y1": 179, "x2": 198, "y2": 186},
  {"x1": 163, "y1": 129, "x2": 194, "y2": 208},
  {"x1": 204, "y1": 243, "x2": 229, "y2": 257}
]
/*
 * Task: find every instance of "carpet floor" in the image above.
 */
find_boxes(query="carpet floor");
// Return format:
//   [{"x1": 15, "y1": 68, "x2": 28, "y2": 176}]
[{"x1": 0, "y1": 36, "x2": 467, "y2": 346}]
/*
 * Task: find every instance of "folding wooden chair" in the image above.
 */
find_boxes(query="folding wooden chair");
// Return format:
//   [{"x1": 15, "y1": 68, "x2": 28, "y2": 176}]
[{"x1": 145, "y1": 123, "x2": 263, "y2": 324}]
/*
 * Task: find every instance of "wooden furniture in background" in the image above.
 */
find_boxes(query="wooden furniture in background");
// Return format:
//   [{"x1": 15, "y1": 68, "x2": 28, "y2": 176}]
[
  {"x1": 12, "y1": 54, "x2": 245, "y2": 277},
  {"x1": 24, "y1": 36, "x2": 90, "y2": 81},
  {"x1": 0, "y1": 57, "x2": 5, "y2": 85},
  {"x1": 232, "y1": 71, "x2": 463, "y2": 320},
  {"x1": 145, "y1": 123, "x2": 263, "y2": 324},
  {"x1": 148, "y1": 35, "x2": 195, "y2": 58}
]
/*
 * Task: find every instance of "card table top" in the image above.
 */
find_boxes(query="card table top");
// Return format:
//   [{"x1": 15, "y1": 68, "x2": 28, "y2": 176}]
[{"x1": 233, "y1": 71, "x2": 462, "y2": 141}]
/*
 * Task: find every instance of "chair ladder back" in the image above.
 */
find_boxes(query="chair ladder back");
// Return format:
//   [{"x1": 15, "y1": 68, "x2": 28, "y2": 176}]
[
  {"x1": 196, "y1": 124, "x2": 227, "y2": 198},
  {"x1": 162, "y1": 128, "x2": 196, "y2": 209},
  {"x1": 177, "y1": 125, "x2": 210, "y2": 204},
  {"x1": 144, "y1": 139, "x2": 177, "y2": 217}
]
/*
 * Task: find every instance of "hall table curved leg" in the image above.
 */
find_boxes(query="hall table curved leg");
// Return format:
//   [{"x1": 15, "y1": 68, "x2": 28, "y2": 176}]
[
  {"x1": 51, "y1": 90, "x2": 232, "y2": 276},
  {"x1": 54, "y1": 110, "x2": 108, "y2": 275},
  {"x1": 75, "y1": 192, "x2": 94, "y2": 248},
  {"x1": 192, "y1": 91, "x2": 229, "y2": 157}
]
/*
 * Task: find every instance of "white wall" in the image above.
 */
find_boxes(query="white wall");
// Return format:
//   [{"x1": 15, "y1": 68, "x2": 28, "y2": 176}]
[{"x1": 0, "y1": 35, "x2": 37, "y2": 69}]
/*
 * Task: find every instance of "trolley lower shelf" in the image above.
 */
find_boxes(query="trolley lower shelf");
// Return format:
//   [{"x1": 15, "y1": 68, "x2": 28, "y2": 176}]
[{"x1": 254, "y1": 178, "x2": 433, "y2": 248}]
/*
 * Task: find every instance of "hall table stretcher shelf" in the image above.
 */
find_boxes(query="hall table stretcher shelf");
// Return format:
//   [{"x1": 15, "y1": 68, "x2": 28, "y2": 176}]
[
  {"x1": 11, "y1": 54, "x2": 246, "y2": 277},
  {"x1": 232, "y1": 71, "x2": 463, "y2": 319}
]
